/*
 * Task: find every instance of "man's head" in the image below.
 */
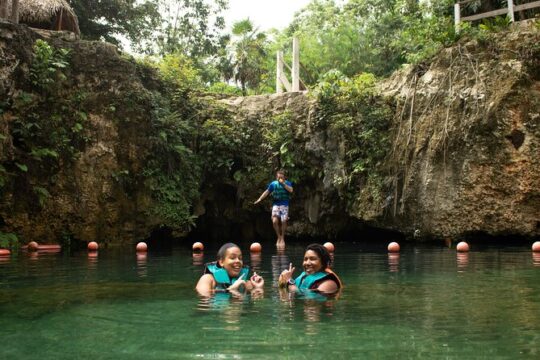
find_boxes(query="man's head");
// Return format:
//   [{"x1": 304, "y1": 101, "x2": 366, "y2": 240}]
[{"x1": 276, "y1": 169, "x2": 286, "y2": 181}]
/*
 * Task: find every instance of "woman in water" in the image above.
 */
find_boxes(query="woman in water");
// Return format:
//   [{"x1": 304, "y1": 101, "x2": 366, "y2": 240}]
[
  {"x1": 278, "y1": 243, "x2": 342, "y2": 294},
  {"x1": 196, "y1": 243, "x2": 265, "y2": 296}
]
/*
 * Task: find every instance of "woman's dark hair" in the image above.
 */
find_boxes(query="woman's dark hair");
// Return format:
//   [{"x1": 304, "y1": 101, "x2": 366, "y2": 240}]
[
  {"x1": 305, "y1": 243, "x2": 331, "y2": 269},
  {"x1": 217, "y1": 243, "x2": 240, "y2": 261}
]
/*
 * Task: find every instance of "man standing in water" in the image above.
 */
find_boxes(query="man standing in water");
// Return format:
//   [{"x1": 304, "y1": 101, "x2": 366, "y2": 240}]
[{"x1": 254, "y1": 170, "x2": 293, "y2": 248}]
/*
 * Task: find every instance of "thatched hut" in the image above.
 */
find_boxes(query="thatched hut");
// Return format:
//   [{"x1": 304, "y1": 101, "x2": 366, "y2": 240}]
[{"x1": 3, "y1": 0, "x2": 80, "y2": 35}]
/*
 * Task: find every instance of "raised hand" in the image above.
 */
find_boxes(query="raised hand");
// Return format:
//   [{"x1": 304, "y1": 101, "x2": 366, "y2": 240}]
[
  {"x1": 280, "y1": 263, "x2": 295, "y2": 283},
  {"x1": 227, "y1": 273, "x2": 246, "y2": 291},
  {"x1": 250, "y1": 272, "x2": 265, "y2": 289}
]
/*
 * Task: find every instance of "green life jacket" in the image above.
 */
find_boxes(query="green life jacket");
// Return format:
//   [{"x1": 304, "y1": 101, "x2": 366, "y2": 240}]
[
  {"x1": 294, "y1": 271, "x2": 332, "y2": 290},
  {"x1": 204, "y1": 262, "x2": 250, "y2": 290},
  {"x1": 271, "y1": 180, "x2": 291, "y2": 203}
]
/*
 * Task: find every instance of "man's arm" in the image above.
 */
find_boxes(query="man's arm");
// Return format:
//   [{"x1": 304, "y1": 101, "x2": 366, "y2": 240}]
[
  {"x1": 279, "y1": 179, "x2": 293, "y2": 193},
  {"x1": 254, "y1": 189, "x2": 270, "y2": 204}
]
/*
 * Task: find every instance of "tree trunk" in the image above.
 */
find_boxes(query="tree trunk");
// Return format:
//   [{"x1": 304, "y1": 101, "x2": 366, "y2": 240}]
[
  {"x1": 0, "y1": 0, "x2": 8, "y2": 19},
  {"x1": 10, "y1": 0, "x2": 19, "y2": 24}
]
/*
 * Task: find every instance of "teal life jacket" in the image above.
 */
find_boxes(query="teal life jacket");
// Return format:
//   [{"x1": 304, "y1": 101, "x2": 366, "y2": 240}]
[
  {"x1": 294, "y1": 270, "x2": 341, "y2": 290},
  {"x1": 270, "y1": 180, "x2": 291, "y2": 204},
  {"x1": 204, "y1": 262, "x2": 250, "y2": 290}
]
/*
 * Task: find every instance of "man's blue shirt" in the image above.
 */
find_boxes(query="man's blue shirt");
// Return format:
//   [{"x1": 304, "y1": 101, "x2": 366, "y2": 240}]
[{"x1": 267, "y1": 180, "x2": 293, "y2": 206}]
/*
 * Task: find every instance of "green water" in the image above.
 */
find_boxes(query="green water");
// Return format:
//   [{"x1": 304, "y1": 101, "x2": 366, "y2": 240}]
[{"x1": 1, "y1": 242, "x2": 539, "y2": 359}]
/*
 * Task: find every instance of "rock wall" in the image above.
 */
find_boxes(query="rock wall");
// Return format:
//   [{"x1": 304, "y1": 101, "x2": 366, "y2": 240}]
[
  {"x1": 0, "y1": 21, "x2": 163, "y2": 245},
  {"x1": 1, "y1": 21, "x2": 539, "y2": 245},
  {"x1": 380, "y1": 26, "x2": 540, "y2": 239}
]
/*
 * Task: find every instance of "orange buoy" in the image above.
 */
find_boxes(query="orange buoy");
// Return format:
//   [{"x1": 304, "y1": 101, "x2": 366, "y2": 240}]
[
  {"x1": 532, "y1": 241, "x2": 540, "y2": 252},
  {"x1": 192, "y1": 242, "x2": 204, "y2": 251},
  {"x1": 323, "y1": 242, "x2": 335, "y2": 252},
  {"x1": 136, "y1": 242, "x2": 148, "y2": 252},
  {"x1": 0, "y1": 249, "x2": 11, "y2": 256},
  {"x1": 387, "y1": 242, "x2": 400, "y2": 253},
  {"x1": 250, "y1": 242, "x2": 262, "y2": 253},
  {"x1": 456, "y1": 241, "x2": 470, "y2": 252},
  {"x1": 88, "y1": 242, "x2": 99, "y2": 251},
  {"x1": 28, "y1": 241, "x2": 39, "y2": 251}
]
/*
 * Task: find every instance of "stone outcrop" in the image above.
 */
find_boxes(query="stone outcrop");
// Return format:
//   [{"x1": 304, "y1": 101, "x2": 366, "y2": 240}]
[{"x1": 0, "y1": 21, "x2": 539, "y2": 245}]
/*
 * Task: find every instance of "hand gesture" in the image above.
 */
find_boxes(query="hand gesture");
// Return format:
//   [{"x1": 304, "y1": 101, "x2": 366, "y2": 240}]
[
  {"x1": 279, "y1": 263, "x2": 295, "y2": 283},
  {"x1": 250, "y1": 272, "x2": 265, "y2": 289},
  {"x1": 227, "y1": 273, "x2": 246, "y2": 291}
]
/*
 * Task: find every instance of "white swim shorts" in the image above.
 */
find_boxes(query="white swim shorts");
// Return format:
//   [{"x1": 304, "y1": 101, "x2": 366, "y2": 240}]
[{"x1": 271, "y1": 205, "x2": 289, "y2": 222}]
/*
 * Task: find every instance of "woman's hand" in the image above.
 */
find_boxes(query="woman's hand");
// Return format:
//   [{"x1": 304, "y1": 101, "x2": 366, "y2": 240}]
[
  {"x1": 250, "y1": 272, "x2": 265, "y2": 289},
  {"x1": 279, "y1": 263, "x2": 295, "y2": 286},
  {"x1": 227, "y1": 273, "x2": 246, "y2": 291}
]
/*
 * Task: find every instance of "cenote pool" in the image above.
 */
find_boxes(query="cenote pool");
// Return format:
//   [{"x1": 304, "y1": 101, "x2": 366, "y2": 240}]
[{"x1": 1, "y1": 241, "x2": 539, "y2": 359}]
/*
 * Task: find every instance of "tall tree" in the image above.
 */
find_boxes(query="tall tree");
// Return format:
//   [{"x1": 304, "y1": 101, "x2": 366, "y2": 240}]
[
  {"x1": 229, "y1": 19, "x2": 268, "y2": 95},
  {"x1": 153, "y1": 0, "x2": 228, "y2": 57},
  {"x1": 69, "y1": 0, "x2": 160, "y2": 46},
  {"x1": 69, "y1": 0, "x2": 229, "y2": 58}
]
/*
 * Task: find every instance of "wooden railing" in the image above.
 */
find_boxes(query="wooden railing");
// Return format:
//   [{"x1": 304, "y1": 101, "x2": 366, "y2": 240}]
[
  {"x1": 455, "y1": 0, "x2": 540, "y2": 30},
  {"x1": 276, "y1": 37, "x2": 306, "y2": 93}
]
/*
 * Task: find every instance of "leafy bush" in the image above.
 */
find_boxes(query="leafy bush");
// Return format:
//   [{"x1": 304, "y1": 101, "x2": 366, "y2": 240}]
[
  {"x1": 206, "y1": 82, "x2": 243, "y2": 95},
  {"x1": 313, "y1": 70, "x2": 393, "y2": 207},
  {"x1": 0, "y1": 232, "x2": 19, "y2": 249},
  {"x1": 30, "y1": 39, "x2": 70, "y2": 94}
]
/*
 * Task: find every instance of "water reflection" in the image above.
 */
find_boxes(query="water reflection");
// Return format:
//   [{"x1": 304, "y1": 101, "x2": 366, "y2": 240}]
[
  {"x1": 28, "y1": 251, "x2": 39, "y2": 261},
  {"x1": 136, "y1": 253, "x2": 148, "y2": 277},
  {"x1": 388, "y1": 253, "x2": 400, "y2": 273},
  {"x1": 197, "y1": 291, "x2": 257, "y2": 331},
  {"x1": 0, "y1": 255, "x2": 10, "y2": 264},
  {"x1": 192, "y1": 252, "x2": 204, "y2": 267},
  {"x1": 533, "y1": 253, "x2": 540, "y2": 267},
  {"x1": 457, "y1": 253, "x2": 469, "y2": 272},
  {"x1": 87, "y1": 252, "x2": 98, "y2": 269},
  {"x1": 272, "y1": 249, "x2": 290, "y2": 285},
  {"x1": 250, "y1": 252, "x2": 262, "y2": 273}
]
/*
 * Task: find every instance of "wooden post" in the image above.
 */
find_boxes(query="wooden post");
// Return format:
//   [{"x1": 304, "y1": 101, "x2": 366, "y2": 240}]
[
  {"x1": 507, "y1": 0, "x2": 515, "y2": 22},
  {"x1": 10, "y1": 0, "x2": 19, "y2": 24},
  {"x1": 276, "y1": 51, "x2": 284, "y2": 94},
  {"x1": 292, "y1": 37, "x2": 300, "y2": 92},
  {"x1": 0, "y1": 0, "x2": 9, "y2": 19},
  {"x1": 454, "y1": 2, "x2": 461, "y2": 32}
]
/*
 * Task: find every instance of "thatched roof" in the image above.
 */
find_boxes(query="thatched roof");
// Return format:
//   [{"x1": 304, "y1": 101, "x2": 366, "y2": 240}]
[{"x1": 7, "y1": 0, "x2": 80, "y2": 34}]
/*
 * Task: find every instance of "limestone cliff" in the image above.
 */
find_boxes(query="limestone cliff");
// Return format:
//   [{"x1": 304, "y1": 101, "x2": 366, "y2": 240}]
[{"x1": 0, "y1": 21, "x2": 539, "y2": 246}]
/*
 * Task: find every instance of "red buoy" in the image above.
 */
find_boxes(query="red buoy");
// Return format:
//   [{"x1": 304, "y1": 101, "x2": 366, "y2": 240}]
[
  {"x1": 136, "y1": 242, "x2": 148, "y2": 252},
  {"x1": 532, "y1": 241, "x2": 540, "y2": 252},
  {"x1": 250, "y1": 242, "x2": 262, "y2": 253},
  {"x1": 0, "y1": 249, "x2": 11, "y2": 256},
  {"x1": 457, "y1": 242, "x2": 470, "y2": 252},
  {"x1": 324, "y1": 242, "x2": 335, "y2": 252},
  {"x1": 88, "y1": 242, "x2": 99, "y2": 251},
  {"x1": 28, "y1": 241, "x2": 39, "y2": 251},
  {"x1": 387, "y1": 242, "x2": 400, "y2": 253},
  {"x1": 192, "y1": 242, "x2": 204, "y2": 251}
]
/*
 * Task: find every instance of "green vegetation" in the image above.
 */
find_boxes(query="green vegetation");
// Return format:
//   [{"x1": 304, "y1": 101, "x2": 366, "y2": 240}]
[
  {"x1": 312, "y1": 71, "x2": 393, "y2": 208},
  {"x1": 1, "y1": 40, "x2": 87, "y2": 226},
  {"x1": 70, "y1": 0, "x2": 538, "y2": 95},
  {"x1": 0, "y1": 231, "x2": 18, "y2": 249}
]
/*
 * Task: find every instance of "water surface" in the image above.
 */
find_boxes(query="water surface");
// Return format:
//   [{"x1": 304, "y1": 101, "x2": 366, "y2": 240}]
[{"x1": 1, "y1": 241, "x2": 539, "y2": 359}]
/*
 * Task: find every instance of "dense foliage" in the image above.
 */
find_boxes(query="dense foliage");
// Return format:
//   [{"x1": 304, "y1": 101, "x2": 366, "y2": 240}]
[
  {"x1": 1, "y1": 40, "x2": 90, "y2": 247},
  {"x1": 68, "y1": 0, "x2": 540, "y2": 95}
]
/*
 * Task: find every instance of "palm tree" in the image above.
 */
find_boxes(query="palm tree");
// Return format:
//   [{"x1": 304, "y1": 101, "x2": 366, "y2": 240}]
[{"x1": 231, "y1": 19, "x2": 268, "y2": 95}]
